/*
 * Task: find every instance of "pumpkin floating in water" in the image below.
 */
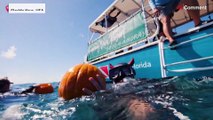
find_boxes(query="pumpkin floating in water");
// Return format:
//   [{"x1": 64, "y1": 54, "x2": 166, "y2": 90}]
[
  {"x1": 34, "y1": 83, "x2": 54, "y2": 94},
  {"x1": 58, "y1": 63, "x2": 106, "y2": 100}
]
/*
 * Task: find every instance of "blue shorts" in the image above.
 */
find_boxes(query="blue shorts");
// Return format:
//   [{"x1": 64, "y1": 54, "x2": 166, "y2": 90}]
[{"x1": 156, "y1": 0, "x2": 180, "y2": 19}]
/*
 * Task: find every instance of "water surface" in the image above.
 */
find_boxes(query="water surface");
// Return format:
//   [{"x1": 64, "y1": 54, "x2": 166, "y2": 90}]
[{"x1": 0, "y1": 76, "x2": 213, "y2": 120}]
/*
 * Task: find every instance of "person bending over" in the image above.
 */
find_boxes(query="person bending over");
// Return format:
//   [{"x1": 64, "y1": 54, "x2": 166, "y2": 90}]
[{"x1": 149, "y1": 0, "x2": 201, "y2": 48}]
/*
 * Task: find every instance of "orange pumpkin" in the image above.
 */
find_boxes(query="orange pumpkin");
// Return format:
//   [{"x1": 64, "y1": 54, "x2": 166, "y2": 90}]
[
  {"x1": 34, "y1": 83, "x2": 54, "y2": 94},
  {"x1": 58, "y1": 63, "x2": 106, "y2": 100}
]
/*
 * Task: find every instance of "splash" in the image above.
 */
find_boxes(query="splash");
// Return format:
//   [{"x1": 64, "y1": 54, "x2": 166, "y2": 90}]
[{"x1": 2, "y1": 105, "x2": 25, "y2": 119}]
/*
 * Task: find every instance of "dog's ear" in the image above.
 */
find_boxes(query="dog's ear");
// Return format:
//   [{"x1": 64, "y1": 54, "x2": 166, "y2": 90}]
[
  {"x1": 128, "y1": 58, "x2": 134, "y2": 66},
  {"x1": 109, "y1": 64, "x2": 114, "y2": 70}
]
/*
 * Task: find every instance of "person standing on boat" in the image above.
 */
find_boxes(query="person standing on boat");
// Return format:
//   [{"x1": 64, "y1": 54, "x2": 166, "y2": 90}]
[{"x1": 148, "y1": 0, "x2": 201, "y2": 47}]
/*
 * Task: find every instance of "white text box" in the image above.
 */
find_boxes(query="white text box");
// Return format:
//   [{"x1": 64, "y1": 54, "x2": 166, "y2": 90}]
[{"x1": 9, "y1": 3, "x2": 45, "y2": 14}]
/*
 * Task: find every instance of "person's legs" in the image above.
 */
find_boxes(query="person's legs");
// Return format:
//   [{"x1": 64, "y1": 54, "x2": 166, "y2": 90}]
[
  {"x1": 179, "y1": 0, "x2": 201, "y2": 26},
  {"x1": 160, "y1": 16, "x2": 175, "y2": 44},
  {"x1": 157, "y1": 0, "x2": 180, "y2": 45}
]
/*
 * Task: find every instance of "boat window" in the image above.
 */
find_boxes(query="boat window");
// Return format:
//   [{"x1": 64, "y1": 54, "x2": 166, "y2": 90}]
[{"x1": 95, "y1": 8, "x2": 121, "y2": 28}]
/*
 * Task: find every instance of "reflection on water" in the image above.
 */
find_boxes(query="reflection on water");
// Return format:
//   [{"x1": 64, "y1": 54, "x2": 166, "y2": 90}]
[{"x1": 0, "y1": 76, "x2": 213, "y2": 120}]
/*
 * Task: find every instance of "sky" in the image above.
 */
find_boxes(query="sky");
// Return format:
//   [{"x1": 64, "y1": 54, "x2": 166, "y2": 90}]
[{"x1": 0, "y1": 0, "x2": 114, "y2": 84}]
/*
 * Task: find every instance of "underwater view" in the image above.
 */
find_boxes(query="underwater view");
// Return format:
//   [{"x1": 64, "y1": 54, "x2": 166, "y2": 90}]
[{"x1": 0, "y1": 76, "x2": 213, "y2": 120}]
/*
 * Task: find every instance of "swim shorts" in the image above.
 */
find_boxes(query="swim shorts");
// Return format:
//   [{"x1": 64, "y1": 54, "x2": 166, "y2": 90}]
[{"x1": 156, "y1": 0, "x2": 180, "y2": 19}]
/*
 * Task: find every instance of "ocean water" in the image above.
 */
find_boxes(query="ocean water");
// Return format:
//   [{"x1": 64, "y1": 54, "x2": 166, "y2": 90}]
[{"x1": 0, "y1": 76, "x2": 213, "y2": 120}]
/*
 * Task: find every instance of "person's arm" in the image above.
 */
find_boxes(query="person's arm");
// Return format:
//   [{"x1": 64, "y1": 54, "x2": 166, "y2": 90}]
[
  {"x1": 115, "y1": 11, "x2": 121, "y2": 18},
  {"x1": 20, "y1": 86, "x2": 36, "y2": 94},
  {"x1": 109, "y1": 7, "x2": 116, "y2": 16}
]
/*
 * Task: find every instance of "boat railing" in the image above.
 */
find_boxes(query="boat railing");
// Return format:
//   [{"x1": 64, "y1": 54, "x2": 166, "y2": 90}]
[
  {"x1": 87, "y1": 8, "x2": 161, "y2": 63},
  {"x1": 88, "y1": 10, "x2": 143, "y2": 44},
  {"x1": 167, "y1": 66, "x2": 213, "y2": 73},
  {"x1": 165, "y1": 33, "x2": 213, "y2": 50},
  {"x1": 165, "y1": 56, "x2": 213, "y2": 67},
  {"x1": 161, "y1": 21, "x2": 213, "y2": 73}
]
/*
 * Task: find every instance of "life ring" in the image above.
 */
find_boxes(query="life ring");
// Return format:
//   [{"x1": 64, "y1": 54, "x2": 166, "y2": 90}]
[{"x1": 34, "y1": 83, "x2": 54, "y2": 94}]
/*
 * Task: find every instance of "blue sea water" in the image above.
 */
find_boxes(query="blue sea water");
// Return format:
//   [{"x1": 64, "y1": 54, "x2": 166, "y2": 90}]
[{"x1": 0, "y1": 76, "x2": 213, "y2": 120}]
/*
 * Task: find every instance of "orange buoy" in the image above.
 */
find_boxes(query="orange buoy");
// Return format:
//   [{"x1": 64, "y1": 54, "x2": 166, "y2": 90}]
[{"x1": 34, "y1": 83, "x2": 54, "y2": 94}]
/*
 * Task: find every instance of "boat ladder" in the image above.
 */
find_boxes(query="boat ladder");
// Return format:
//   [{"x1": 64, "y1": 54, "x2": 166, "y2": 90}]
[{"x1": 159, "y1": 28, "x2": 213, "y2": 77}]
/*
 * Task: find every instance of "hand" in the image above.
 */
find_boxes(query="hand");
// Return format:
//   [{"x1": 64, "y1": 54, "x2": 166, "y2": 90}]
[
  {"x1": 82, "y1": 74, "x2": 106, "y2": 95},
  {"x1": 152, "y1": 8, "x2": 159, "y2": 16}
]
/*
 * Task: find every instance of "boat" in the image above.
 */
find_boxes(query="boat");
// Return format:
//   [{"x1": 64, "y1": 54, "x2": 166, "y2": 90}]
[{"x1": 85, "y1": 0, "x2": 213, "y2": 82}]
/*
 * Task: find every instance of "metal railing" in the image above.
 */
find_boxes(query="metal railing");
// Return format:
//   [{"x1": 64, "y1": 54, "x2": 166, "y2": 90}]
[
  {"x1": 165, "y1": 56, "x2": 213, "y2": 67},
  {"x1": 164, "y1": 33, "x2": 213, "y2": 50},
  {"x1": 167, "y1": 66, "x2": 213, "y2": 73},
  {"x1": 161, "y1": 22, "x2": 213, "y2": 74}
]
